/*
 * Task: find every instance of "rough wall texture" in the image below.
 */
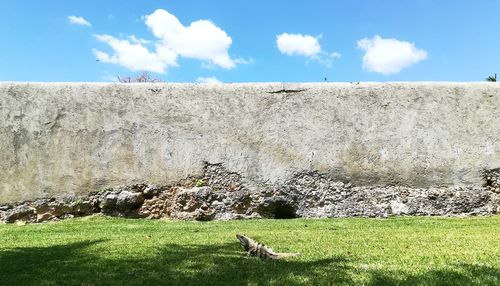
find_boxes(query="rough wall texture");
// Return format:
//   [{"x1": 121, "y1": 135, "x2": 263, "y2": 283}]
[
  {"x1": 1, "y1": 163, "x2": 499, "y2": 223},
  {"x1": 0, "y1": 82, "x2": 499, "y2": 204}
]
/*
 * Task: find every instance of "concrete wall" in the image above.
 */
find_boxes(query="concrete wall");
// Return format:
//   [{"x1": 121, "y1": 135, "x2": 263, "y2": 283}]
[{"x1": 0, "y1": 82, "x2": 499, "y2": 203}]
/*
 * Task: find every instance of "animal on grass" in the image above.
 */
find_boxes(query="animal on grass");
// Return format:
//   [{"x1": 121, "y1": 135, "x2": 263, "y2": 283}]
[{"x1": 236, "y1": 234, "x2": 300, "y2": 259}]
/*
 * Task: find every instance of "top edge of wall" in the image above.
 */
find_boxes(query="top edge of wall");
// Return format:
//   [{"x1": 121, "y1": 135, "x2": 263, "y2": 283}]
[{"x1": 0, "y1": 81, "x2": 499, "y2": 86}]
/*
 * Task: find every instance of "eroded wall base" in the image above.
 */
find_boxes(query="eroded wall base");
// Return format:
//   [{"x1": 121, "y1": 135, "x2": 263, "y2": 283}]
[{"x1": 2, "y1": 164, "x2": 499, "y2": 223}]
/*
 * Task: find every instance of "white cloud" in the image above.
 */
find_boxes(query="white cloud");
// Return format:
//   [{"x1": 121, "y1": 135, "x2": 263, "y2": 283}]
[
  {"x1": 68, "y1": 15, "x2": 91, "y2": 27},
  {"x1": 357, "y1": 35, "x2": 427, "y2": 75},
  {"x1": 330, "y1": 52, "x2": 342, "y2": 59},
  {"x1": 127, "y1": 35, "x2": 151, "y2": 45},
  {"x1": 196, "y1": 76, "x2": 222, "y2": 84},
  {"x1": 234, "y1": 57, "x2": 254, "y2": 65},
  {"x1": 276, "y1": 33, "x2": 321, "y2": 57},
  {"x1": 145, "y1": 9, "x2": 235, "y2": 69},
  {"x1": 93, "y1": 34, "x2": 177, "y2": 73},
  {"x1": 276, "y1": 33, "x2": 340, "y2": 67},
  {"x1": 102, "y1": 75, "x2": 119, "y2": 82},
  {"x1": 93, "y1": 9, "x2": 240, "y2": 73}
]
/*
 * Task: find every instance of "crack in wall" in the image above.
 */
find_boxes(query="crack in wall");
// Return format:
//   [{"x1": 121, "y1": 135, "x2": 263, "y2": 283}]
[{"x1": 268, "y1": 89, "x2": 307, "y2": 94}]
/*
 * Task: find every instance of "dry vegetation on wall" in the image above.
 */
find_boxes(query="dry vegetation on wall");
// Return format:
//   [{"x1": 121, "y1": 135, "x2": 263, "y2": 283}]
[{"x1": 117, "y1": 72, "x2": 161, "y2": 83}]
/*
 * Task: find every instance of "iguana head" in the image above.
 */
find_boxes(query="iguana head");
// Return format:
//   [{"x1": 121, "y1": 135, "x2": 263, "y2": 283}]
[{"x1": 236, "y1": 234, "x2": 251, "y2": 251}]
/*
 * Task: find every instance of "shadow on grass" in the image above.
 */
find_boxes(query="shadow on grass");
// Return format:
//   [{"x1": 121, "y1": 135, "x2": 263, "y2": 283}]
[
  {"x1": 0, "y1": 240, "x2": 498, "y2": 286},
  {"x1": 367, "y1": 264, "x2": 500, "y2": 286}
]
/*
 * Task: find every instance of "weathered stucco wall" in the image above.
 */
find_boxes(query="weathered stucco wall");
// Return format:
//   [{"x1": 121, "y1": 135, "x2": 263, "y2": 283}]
[{"x1": 0, "y1": 82, "x2": 499, "y2": 203}]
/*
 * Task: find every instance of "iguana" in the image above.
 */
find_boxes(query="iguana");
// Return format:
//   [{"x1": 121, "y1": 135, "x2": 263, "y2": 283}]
[{"x1": 236, "y1": 234, "x2": 300, "y2": 259}]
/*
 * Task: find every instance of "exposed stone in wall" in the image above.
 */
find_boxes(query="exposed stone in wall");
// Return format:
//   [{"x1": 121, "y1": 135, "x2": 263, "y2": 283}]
[
  {"x1": 1, "y1": 164, "x2": 499, "y2": 224},
  {"x1": 484, "y1": 168, "x2": 500, "y2": 193}
]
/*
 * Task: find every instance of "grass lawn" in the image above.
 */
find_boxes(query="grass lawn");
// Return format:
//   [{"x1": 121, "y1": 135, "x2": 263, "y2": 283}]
[{"x1": 1, "y1": 216, "x2": 499, "y2": 286}]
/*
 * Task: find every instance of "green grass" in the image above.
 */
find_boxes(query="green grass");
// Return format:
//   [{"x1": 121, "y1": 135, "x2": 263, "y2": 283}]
[{"x1": 1, "y1": 216, "x2": 499, "y2": 286}]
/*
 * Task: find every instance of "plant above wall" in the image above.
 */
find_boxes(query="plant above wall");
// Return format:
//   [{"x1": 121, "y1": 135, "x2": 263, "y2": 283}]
[
  {"x1": 486, "y1": 73, "x2": 497, "y2": 82},
  {"x1": 117, "y1": 72, "x2": 162, "y2": 83}
]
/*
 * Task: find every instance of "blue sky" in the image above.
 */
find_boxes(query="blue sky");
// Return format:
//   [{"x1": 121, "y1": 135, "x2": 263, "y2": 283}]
[{"x1": 1, "y1": 0, "x2": 499, "y2": 82}]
